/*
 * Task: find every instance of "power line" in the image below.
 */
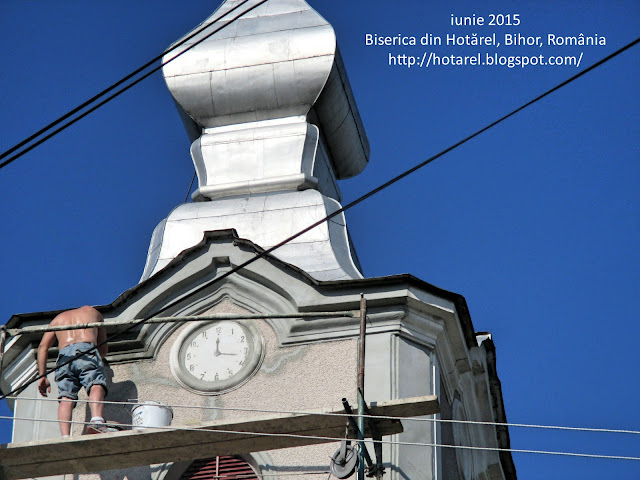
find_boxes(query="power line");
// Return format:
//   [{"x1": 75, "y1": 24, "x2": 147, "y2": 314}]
[
  {"x1": 0, "y1": 453, "x2": 322, "y2": 480},
  {"x1": 180, "y1": 473, "x2": 329, "y2": 480},
  {"x1": 184, "y1": 172, "x2": 197, "y2": 203},
  {"x1": 7, "y1": 311, "x2": 357, "y2": 336},
  {"x1": 0, "y1": 457, "x2": 324, "y2": 480},
  {"x1": 0, "y1": 1, "x2": 271, "y2": 401},
  {"x1": 8, "y1": 396, "x2": 640, "y2": 436},
  {"x1": 0, "y1": 0, "x2": 268, "y2": 171},
  {"x1": 202, "y1": 473, "x2": 330, "y2": 479},
  {"x1": 0, "y1": 0, "x2": 250, "y2": 164},
  {"x1": 3, "y1": 415, "x2": 640, "y2": 462},
  {"x1": 2, "y1": 35, "x2": 638, "y2": 407}
]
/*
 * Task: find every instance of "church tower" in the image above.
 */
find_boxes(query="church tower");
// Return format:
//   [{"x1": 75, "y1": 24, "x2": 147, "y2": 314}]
[{"x1": 1, "y1": 2, "x2": 516, "y2": 479}]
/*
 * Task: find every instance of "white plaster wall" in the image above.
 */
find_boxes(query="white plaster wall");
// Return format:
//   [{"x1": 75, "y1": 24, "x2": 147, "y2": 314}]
[{"x1": 13, "y1": 380, "x2": 60, "y2": 444}]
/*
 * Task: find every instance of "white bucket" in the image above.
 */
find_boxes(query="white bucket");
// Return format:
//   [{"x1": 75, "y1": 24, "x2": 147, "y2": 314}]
[{"x1": 132, "y1": 401, "x2": 173, "y2": 430}]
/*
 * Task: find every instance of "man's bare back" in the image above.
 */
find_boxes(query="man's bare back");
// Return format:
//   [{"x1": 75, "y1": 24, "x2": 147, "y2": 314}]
[
  {"x1": 51, "y1": 305, "x2": 106, "y2": 351},
  {"x1": 38, "y1": 305, "x2": 108, "y2": 387}
]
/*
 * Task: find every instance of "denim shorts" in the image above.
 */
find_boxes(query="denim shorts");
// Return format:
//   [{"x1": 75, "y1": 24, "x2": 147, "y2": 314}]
[{"x1": 55, "y1": 342, "x2": 108, "y2": 400}]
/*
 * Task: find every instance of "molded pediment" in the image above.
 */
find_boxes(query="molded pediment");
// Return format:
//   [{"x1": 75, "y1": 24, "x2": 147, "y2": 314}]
[
  {"x1": 1, "y1": 231, "x2": 515, "y2": 477},
  {"x1": 3, "y1": 230, "x2": 477, "y2": 389}
]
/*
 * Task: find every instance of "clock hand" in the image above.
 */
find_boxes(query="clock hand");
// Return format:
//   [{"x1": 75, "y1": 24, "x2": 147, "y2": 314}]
[{"x1": 214, "y1": 337, "x2": 221, "y2": 357}]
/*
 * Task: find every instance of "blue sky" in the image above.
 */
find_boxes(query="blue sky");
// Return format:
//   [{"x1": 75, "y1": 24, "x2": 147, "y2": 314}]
[{"x1": 1, "y1": 1, "x2": 638, "y2": 478}]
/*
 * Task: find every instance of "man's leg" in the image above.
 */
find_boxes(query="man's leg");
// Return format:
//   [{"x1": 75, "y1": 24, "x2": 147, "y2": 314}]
[
  {"x1": 58, "y1": 397, "x2": 76, "y2": 436},
  {"x1": 85, "y1": 384, "x2": 109, "y2": 434},
  {"x1": 80, "y1": 352, "x2": 109, "y2": 433},
  {"x1": 88, "y1": 384, "x2": 106, "y2": 420}
]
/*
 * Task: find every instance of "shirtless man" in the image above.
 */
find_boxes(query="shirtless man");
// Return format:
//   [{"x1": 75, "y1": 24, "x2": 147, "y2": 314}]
[{"x1": 37, "y1": 305, "x2": 109, "y2": 436}]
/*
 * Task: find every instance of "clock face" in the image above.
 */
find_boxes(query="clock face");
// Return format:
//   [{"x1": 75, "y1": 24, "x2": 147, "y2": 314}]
[{"x1": 170, "y1": 320, "x2": 264, "y2": 394}]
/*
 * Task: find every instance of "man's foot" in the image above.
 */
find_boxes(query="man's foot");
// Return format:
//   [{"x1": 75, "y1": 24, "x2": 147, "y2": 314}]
[{"x1": 86, "y1": 422, "x2": 109, "y2": 434}]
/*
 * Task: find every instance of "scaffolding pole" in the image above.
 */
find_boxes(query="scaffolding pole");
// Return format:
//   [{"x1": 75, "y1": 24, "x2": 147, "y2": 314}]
[{"x1": 357, "y1": 294, "x2": 367, "y2": 480}]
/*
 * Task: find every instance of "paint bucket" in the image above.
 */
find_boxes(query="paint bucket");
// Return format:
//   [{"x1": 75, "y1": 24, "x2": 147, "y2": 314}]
[{"x1": 131, "y1": 401, "x2": 173, "y2": 430}]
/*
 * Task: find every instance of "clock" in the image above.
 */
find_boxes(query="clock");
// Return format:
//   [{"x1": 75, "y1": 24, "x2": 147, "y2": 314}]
[{"x1": 170, "y1": 320, "x2": 264, "y2": 394}]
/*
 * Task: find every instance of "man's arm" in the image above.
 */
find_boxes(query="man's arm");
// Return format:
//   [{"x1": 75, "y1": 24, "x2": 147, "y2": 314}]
[{"x1": 37, "y1": 331, "x2": 57, "y2": 397}]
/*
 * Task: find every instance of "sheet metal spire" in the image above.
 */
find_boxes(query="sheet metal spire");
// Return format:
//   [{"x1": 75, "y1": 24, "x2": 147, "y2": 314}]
[{"x1": 141, "y1": 0, "x2": 370, "y2": 282}]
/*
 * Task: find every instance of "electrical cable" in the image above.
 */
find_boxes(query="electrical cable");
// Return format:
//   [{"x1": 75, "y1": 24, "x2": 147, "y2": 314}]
[
  {"x1": 0, "y1": 453, "x2": 325, "y2": 480},
  {"x1": 184, "y1": 172, "x2": 197, "y2": 203},
  {"x1": 0, "y1": 1, "x2": 271, "y2": 402},
  {"x1": 2, "y1": 415, "x2": 640, "y2": 462},
  {"x1": 203, "y1": 473, "x2": 330, "y2": 479},
  {"x1": 217, "y1": 474, "x2": 330, "y2": 479},
  {"x1": 182, "y1": 473, "x2": 329, "y2": 479},
  {"x1": 0, "y1": 460, "x2": 319, "y2": 480},
  {"x1": 6, "y1": 311, "x2": 357, "y2": 336},
  {"x1": 0, "y1": 0, "x2": 269, "y2": 171},
  {"x1": 8, "y1": 395, "x2": 640, "y2": 436},
  {"x1": 1, "y1": 35, "x2": 638, "y2": 403},
  {"x1": 0, "y1": 0, "x2": 252, "y2": 165}
]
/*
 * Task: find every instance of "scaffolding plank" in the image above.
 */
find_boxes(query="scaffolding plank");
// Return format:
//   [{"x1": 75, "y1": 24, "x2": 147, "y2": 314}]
[{"x1": 0, "y1": 395, "x2": 438, "y2": 480}]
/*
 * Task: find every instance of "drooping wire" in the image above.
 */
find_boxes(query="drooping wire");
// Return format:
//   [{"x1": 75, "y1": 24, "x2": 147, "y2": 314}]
[
  {"x1": 7, "y1": 395, "x2": 640, "y2": 436},
  {"x1": 0, "y1": 0, "x2": 268, "y2": 171},
  {"x1": 0, "y1": 452, "x2": 324, "y2": 480},
  {"x1": 0, "y1": 0, "x2": 250, "y2": 163},
  {"x1": 184, "y1": 172, "x2": 197, "y2": 203},
  {"x1": 1, "y1": 36, "x2": 638, "y2": 403},
  {"x1": 2, "y1": 415, "x2": 640, "y2": 462}
]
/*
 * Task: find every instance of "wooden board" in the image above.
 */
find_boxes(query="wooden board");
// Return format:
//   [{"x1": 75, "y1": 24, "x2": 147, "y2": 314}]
[{"x1": 0, "y1": 395, "x2": 438, "y2": 480}]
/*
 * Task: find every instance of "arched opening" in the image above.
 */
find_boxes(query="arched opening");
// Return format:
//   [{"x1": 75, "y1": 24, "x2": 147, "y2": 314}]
[{"x1": 178, "y1": 456, "x2": 259, "y2": 480}]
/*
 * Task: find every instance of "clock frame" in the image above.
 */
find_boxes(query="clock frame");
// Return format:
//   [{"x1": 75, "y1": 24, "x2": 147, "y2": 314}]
[{"x1": 169, "y1": 320, "x2": 264, "y2": 394}]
